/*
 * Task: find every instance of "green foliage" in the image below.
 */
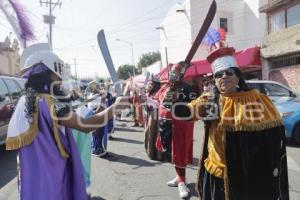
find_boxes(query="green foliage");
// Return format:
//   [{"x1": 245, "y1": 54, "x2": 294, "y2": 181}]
[
  {"x1": 137, "y1": 51, "x2": 161, "y2": 72},
  {"x1": 117, "y1": 64, "x2": 136, "y2": 80}
]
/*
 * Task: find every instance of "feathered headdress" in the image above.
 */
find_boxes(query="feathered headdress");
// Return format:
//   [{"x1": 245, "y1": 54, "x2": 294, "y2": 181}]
[
  {"x1": 202, "y1": 28, "x2": 227, "y2": 53},
  {"x1": 0, "y1": 0, "x2": 35, "y2": 47}
]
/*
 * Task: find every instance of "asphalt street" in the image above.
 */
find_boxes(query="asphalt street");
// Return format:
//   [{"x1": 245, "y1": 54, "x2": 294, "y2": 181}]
[{"x1": 0, "y1": 120, "x2": 300, "y2": 200}]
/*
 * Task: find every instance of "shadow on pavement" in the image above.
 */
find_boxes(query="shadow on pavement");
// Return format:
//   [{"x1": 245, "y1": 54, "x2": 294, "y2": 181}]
[
  {"x1": 135, "y1": 194, "x2": 169, "y2": 199},
  {"x1": 192, "y1": 157, "x2": 199, "y2": 167},
  {"x1": 90, "y1": 196, "x2": 106, "y2": 200},
  {"x1": 286, "y1": 140, "x2": 300, "y2": 148},
  {"x1": 101, "y1": 152, "x2": 160, "y2": 168},
  {"x1": 187, "y1": 182, "x2": 199, "y2": 199},
  {"x1": 114, "y1": 127, "x2": 143, "y2": 133},
  {"x1": 0, "y1": 146, "x2": 17, "y2": 189},
  {"x1": 115, "y1": 119, "x2": 133, "y2": 123},
  {"x1": 110, "y1": 137, "x2": 144, "y2": 145}
]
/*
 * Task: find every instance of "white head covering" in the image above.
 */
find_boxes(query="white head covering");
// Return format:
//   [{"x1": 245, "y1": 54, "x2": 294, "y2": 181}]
[
  {"x1": 207, "y1": 47, "x2": 238, "y2": 74},
  {"x1": 20, "y1": 43, "x2": 65, "y2": 79},
  {"x1": 211, "y1": 56, "x2": 237, "y2": 74}
]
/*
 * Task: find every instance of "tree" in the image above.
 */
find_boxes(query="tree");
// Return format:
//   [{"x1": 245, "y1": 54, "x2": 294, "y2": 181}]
[
  {"x1": 117, "y1": 64, "x2": 136, "y2": 80},
  {"x1": 137, "y1": 51, "x2": 161, "y2": 73}
]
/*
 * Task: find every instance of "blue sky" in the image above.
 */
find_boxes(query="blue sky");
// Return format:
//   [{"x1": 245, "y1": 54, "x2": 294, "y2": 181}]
[{"x1": 0, "y1": 0, "x2": 183, "y2": 78}]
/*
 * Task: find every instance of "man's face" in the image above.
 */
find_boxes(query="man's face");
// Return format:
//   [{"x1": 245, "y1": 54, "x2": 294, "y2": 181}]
[
  {"x1": 214, "y1": 68, "x2": 239, "y2": 94},
  {"x1": 146, "y1": 82, "x2": 153, "y2": 93},
  {"x1": 95, "y1": 84, "x2": 105, "y2": 94}
]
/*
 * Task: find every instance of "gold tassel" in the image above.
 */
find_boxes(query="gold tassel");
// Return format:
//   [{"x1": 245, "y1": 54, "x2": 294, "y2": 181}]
[
  {"x1": 6, "y1": 94, "x2": 69, "y2": 159},
  {"x1": 221, "y1": 120, "x2": 283, "y2": 132},
  {"x1": 44, "y1": 95, "x2": 69, "y2": 159},
  {"x1": 6, "y1": 99, "x2": 39, "y2": 150},
  {"x1": 220, "y1": 90, "x2": 283, "y2": 132}
]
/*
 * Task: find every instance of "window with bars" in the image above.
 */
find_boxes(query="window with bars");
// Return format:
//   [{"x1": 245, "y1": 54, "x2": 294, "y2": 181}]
[{"x1": 272, "y1": 55, "x2": 300, "y2": 68}]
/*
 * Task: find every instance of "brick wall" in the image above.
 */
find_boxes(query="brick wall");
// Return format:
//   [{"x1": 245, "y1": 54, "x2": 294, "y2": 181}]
[{"x1": 269, "y1": 65, "x2": 300, "y2": 92}]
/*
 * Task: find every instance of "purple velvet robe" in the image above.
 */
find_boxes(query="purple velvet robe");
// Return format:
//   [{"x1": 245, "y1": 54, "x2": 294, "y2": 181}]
[{"x1": 18, "y1": 98, "x2": 87, "y2": 200}]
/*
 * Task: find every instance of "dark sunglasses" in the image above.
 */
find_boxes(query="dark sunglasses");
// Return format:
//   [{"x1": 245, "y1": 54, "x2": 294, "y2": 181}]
[{"x1": 214, "y1": 68, "x2": 236, "y2": 79}]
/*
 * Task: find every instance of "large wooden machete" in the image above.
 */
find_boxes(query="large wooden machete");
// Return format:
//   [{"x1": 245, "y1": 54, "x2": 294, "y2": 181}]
[{"x1": 184, "y1": 0, "x2": 217, "y2": 67}]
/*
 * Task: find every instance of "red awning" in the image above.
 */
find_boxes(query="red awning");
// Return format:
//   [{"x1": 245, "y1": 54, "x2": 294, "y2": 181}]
[
  {"x1": 124, "y1": 74, "x2": 147, "y2": 88},
  {"x1": 184, "y1": 46, "x2": 261, "y2": 80},
  {"x1": 155, "y1": 64, "x2": 172, "y2": 83}
]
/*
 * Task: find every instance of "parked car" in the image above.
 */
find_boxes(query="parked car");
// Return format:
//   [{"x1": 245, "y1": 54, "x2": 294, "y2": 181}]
[
  {"x1": 0, "y1": 75, "x2": 25, "y2": 146},
  {"x1": 274, "y1": 99, "x2": 300, "y2": 145},
  {"x1": 246, "y1": 80, "x2": 300, "y2": 144},
  {"x1": 246, "y1": 80, "x2": 298, "y2": 102}
]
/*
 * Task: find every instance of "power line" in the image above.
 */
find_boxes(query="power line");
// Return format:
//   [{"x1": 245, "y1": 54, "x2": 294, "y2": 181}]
[
  {"x1": 52, "y1": 2, "x2": 260, "y2": 53},
  {"x1": 27, "y1": 9, "x2": 44, "y2": 22},
  {"x1": 45, "y1": 1, "x2": 192, "y2": 48},
  {"x1": 49, "y1": 4, "x2": 215, "y2": 48},
  {"x1": 49, "y1": 0, "x2": 183, "y2": 37},
  {"x1": 103, "y1": 0, "x2": 173, "y2": 30}
]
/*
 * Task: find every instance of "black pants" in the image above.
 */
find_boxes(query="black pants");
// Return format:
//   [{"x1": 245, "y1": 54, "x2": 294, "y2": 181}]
[{"x1": 202, "y1": 169, "x2": 225, "y2": 200}]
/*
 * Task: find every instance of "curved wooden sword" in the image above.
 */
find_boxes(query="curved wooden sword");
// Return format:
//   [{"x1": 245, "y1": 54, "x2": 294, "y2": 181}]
[
  {"x1": 184, "y1": 0, "x2": 217, "y2": 67},
  {"x1": 97, "y1": 29, "x2": 122, "y2": 96}
]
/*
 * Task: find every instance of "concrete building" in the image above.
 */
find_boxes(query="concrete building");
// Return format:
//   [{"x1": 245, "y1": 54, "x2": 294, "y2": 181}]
[
  {"x1": 260, "y1": 0, "x2": 300, "y2": 92},
  {"x1": 158, "y1": 0, "x2": 267, "y2": 67},
  {"x1": 0, "y1": 36, "x2": 20, "y2": 75}
]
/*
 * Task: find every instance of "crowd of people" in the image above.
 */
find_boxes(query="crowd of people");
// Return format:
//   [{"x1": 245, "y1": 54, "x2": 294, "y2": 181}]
[{"x1": 5, "y1": 42, "x2": 290, "y2": 200}]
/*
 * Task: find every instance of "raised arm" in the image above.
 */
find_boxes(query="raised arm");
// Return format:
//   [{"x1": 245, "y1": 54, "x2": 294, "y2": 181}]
[
  {"x1": 58, "y1": 96, "x2": 128, "y2": 132},
  {"x1": 187, "y1": 92, "x2": 212, "y2": 121}
]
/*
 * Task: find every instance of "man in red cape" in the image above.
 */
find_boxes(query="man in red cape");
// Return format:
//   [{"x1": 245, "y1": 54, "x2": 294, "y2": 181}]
[{"x1": 156, "y1": 62, "x2": 197, "y2": 198}]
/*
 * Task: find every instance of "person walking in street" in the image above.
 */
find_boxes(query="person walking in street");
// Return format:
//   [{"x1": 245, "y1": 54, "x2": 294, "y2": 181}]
[
  {"x1": 71, "y1": 97, "x2": 94, "y2": 193},
  {"x1": 94, "y1": 82, "x2": 115, "y2": 157},
  {"x1": 143, "y1": 75, "x2": 161, "y2": 160},
  {"x1": 156, "y1": 62, "x2": 197, "y2": 198},
  {"x1": 188, "y1": 47, "x2": 289, "y2": 200},
  {"x1": 105, "y1": 83, "x2": 116, "y2": 140},
  {"x1": 5, "y1": 43, "x2": 128, "y2": 200},
  {"x1": 132, "y1": 89, "x2": 144, "y2": 127},
  {"x1": 88, "y1": 81, "x2": 109, "y2": 157}
]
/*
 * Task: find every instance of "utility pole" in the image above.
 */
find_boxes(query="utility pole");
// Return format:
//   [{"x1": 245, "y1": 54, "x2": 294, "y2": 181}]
[
  {"x1": 40, "y1": 0, "x2": 62, "y2": 48},
  {"x1": 116, "y1": 38, "x2": 135, "y2": 76},
  {"x1": 130, "y1": 42, "x2": 135, "y2": 75},
  {"x1": 156, "y1": 26, "x2": 168, "y2": 67},
  {"x1": 165, "y1": 47, "x2": 169, "y2": 66}
]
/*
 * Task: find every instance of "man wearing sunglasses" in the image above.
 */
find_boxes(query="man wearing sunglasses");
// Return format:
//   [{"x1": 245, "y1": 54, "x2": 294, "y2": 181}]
[{"x1": 188, "y1": 47, "x2": 289, "y2": 200}]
